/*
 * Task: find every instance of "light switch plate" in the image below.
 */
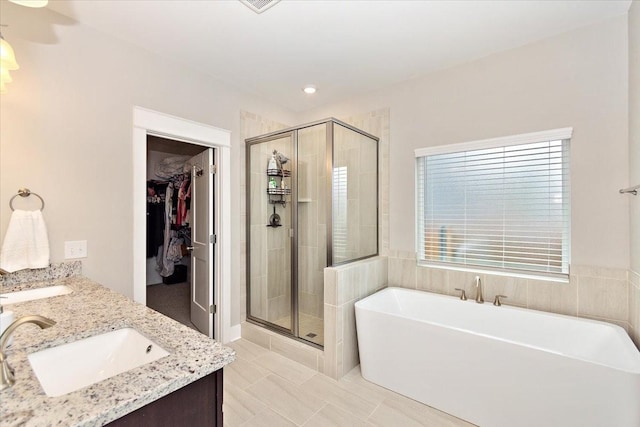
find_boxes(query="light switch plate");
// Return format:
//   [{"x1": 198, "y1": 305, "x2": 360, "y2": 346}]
[{"x1": 64, "y1": 240, "x2": 87, "y2": 259}]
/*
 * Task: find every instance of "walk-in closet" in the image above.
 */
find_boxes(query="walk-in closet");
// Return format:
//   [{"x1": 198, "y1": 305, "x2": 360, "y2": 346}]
[{"x1": 145, "y1": 135, "x2": 207, "y2": 331}]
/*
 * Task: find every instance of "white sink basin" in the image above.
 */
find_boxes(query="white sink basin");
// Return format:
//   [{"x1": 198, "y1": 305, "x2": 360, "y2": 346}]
[
  {"x1": 0, "y1": 285, "x2": 72, "y2": 304},
  {"x1": 28, "y1": 328, "x2": 170, "y2": 397}
]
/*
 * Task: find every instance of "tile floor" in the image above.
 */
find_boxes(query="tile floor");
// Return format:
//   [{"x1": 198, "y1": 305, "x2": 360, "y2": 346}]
[{"x1": 224, "y1": 339, "x2": 476, "y2": 427}]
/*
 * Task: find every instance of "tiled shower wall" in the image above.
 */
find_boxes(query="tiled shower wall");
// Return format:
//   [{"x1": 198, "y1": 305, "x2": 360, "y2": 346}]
[
  {"x1": 240, "y1": 109, "x2": 392, "y2": 378},
  {"x1": 297, "y1": 125, "x2": 327, "y2": 320},
  {"x1": 319, "y1": 109, "x2": 392, "y2": 379},
  {"x1": 248, "y1": 138, "x2": 293, "y2": 323},
  {"x1": 332, "y1": 124, "x2": 378, "y2": 263},
  {"x1": 337, "y1": 109, "x2": 391, "y2": 257},
  {"x1": 240, "y1": 111, "x2": 290, "y2": 322}
]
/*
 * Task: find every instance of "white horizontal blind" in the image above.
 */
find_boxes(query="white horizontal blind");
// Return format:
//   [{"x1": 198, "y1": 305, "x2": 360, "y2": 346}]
[
  {"x1": 332, "y1": 166, "x2": 348, "y2": 263},
  {"x1": 416, "y1": 137, "x2": 570, "y2": 277}
]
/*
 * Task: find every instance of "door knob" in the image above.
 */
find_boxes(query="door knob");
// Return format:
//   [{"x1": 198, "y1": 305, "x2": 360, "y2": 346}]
[{"x1": 186, "y1": 246, "x2": 195, "y2": 251}]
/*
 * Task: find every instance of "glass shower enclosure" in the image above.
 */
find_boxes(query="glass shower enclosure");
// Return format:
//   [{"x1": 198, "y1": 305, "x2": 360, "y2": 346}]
[{"x1": 246, "y1": 118, "x2": 379, "y2": 347}]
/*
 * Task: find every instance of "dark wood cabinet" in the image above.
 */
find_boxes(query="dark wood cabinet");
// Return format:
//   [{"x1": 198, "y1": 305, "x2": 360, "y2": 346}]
[{"x1": 106, "y1": 369, "x2": 223, "y2": 426}]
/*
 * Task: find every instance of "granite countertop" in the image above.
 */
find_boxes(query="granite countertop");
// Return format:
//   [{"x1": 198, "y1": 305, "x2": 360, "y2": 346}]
[{"x1": 0, "y1": 276, "x2": 235, "y2": 427}]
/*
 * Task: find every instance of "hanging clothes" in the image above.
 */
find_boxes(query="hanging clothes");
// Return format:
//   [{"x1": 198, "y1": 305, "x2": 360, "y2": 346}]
[
  {"x1": 176, "y1": 176, "x2": 191, "y2": 227},
  {"x1": 157, "y1": 183, "x2": 175, "y2": 277},
  {"x1": 146, "y1": 181, "x2": 168, "y2": 257}
]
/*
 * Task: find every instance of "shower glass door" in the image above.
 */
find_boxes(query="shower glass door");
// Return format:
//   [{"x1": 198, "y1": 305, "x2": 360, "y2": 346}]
[
  {"x1": 247, "y1": 133, "x2": 294, "y2": 333},
  {"x1": 296, "y1": 124, "x2": 327, "y2": 346}
]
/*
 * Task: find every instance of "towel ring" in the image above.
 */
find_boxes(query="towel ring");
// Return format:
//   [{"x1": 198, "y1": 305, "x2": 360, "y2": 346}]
[{"x1": 9, "y1": 188, "x2": 45, "y2": 211}]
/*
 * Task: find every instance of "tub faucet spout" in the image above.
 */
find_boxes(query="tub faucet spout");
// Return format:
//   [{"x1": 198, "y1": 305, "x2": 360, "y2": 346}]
[{"x1": 474, "y1": 276, "x2": 483, "y2": 304}]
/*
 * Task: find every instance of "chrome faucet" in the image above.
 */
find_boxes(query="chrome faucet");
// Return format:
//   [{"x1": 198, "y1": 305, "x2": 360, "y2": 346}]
[
  {"x1": 474, "y1": 276, "x2": 484, "y2": 304},
  {"x1": 0, "y1": 315, "x2": 56, "y2": 390}
]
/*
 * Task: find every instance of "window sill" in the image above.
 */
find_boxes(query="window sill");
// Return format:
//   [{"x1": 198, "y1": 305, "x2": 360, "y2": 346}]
[{"x1": 416, "y1": 261, "x2": 570, "y2": 284}]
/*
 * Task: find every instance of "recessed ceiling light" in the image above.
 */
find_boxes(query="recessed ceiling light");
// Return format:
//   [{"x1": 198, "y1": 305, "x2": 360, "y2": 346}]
[{"x1": 303, "y1": 85, "x2": 316, "y2": 94}]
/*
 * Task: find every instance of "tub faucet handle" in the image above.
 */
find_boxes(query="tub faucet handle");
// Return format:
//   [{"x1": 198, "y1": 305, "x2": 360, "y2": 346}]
[
  {"x1": 454, "y1": 288, "x2": 467, "y2": 301},
  {"x1": 493, "y1": 295, "x2": 508, "y2": 306}
]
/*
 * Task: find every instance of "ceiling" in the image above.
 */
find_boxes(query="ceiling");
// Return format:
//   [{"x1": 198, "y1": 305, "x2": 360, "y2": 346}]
[{"x1": 44, "y1": 0, "x2": 631, "y2": 113}]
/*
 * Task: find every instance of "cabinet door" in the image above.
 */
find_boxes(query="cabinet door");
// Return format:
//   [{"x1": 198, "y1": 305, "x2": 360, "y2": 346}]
[{"x1": 106, "y1": 369, "x2": 222, "y2": 426}]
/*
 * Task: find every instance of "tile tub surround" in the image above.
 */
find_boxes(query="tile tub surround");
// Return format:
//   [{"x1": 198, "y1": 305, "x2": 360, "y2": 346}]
[
  {"x1": 0, "y1": 260, "x2": 82, "y2": 287},
  {"x1": 630, "y1": 270, "x2": 640, "y2": 348},
  {"x1": 0, "y1": 276, "x2": 235, "y2": 426},
  {"x1": 388, "y1": 250, "x2": 634, "y2": 334},
  {"x1": 324, "y1": 256, "x2": 388, "y2": 380}
]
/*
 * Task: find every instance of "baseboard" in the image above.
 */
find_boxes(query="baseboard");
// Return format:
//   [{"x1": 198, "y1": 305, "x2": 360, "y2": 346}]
[{"x1": 225, "y1": 324, "x2": 242, "y2": 343}]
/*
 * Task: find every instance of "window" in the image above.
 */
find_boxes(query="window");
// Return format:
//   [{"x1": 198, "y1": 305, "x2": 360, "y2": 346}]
[
  {"x1": 415, "y1": 128, "x2": 571, "y2": 279},
  {"x1": 332, "y1": 166, "x2": 348, "y2": 262}
]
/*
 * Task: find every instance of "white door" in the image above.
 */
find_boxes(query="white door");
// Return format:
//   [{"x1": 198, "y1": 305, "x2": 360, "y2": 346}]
[{"x1": 189, "y1": 148, "x2": 214, "y2": 337}]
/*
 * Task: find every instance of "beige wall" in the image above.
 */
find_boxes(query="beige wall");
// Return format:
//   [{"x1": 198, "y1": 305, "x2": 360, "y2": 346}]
[
  {"x1": 629, "y1": 1, "x2": 640, "y2": 346},
  {"x1": 0, "y1": 2, "x2": 297, "y2": 329},
  {"x1": 630, "y1": 2, "x2": 640, "y2": 274},
  {"x1": 302, "y1": 15, "x2": 630, "y2": 270}
]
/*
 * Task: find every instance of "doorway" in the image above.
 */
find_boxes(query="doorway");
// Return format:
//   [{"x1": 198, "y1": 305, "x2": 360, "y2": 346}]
[
  {"x1": 132, "y1": 106, "x2": 234, "y2": 342},
  {"x1": 145, "y1": 135, "x2": 211, "y2": 333}
]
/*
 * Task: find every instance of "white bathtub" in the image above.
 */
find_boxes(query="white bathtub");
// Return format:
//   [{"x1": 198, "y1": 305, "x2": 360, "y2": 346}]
[{"x1": 355, "y1": 287, "x2": 640, "y2": 427}]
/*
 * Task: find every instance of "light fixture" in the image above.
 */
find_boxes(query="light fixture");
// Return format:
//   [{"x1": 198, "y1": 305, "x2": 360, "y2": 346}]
[
  {"x1": 0, "y1": 37, "x2": 19, "y2": 71},
  {"x1": 303, "y1": 85, "x2": 317, "y2": 94},
  {"x1": 8, "y1": 0, "x2": 48, "y2": 8},
  {"x1": 1, "y1": 67, "x2": 12, "y2": 83},
  {"x1": 0, "y1": 30, "x2": 19, "y2": 94}
]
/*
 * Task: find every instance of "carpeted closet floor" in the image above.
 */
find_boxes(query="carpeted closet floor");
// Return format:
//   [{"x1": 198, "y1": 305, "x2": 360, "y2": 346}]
[{"x1": 146, "y1": 282, "x2": 198, "y2": 331}]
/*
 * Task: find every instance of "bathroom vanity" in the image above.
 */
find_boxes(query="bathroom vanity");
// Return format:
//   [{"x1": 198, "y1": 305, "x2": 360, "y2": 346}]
[{"x1": 0, "y1": 275, "x2": 234, "y2": 426}]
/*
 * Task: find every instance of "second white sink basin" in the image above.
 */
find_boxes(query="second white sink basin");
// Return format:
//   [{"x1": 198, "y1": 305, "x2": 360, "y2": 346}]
[
  {"x1": 0, "y1": 285, "x2": 72, "y2": 304},
  {"x1": 28, "y1": 328, "x2": 170, "y2": 397}
]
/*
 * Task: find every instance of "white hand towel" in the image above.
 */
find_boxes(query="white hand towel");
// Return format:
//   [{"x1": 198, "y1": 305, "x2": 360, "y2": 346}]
[{"x1": 0, "y1": 209, "x2": 50, "y2": 273}]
